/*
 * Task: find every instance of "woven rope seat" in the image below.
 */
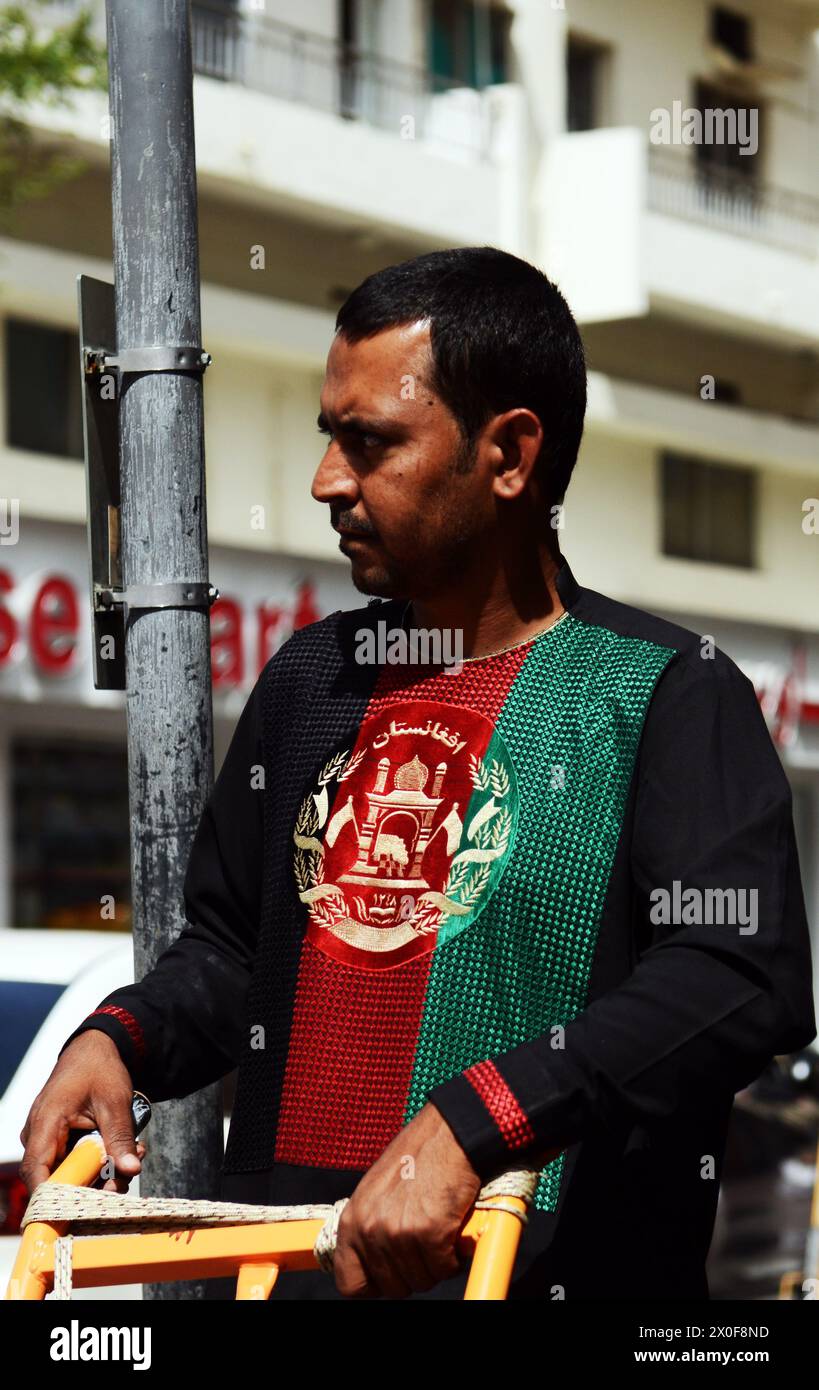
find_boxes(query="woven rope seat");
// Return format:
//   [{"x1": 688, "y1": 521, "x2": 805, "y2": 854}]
[{"x1": 20, "y1": 1168, "x2": 541, "y2": 1299}]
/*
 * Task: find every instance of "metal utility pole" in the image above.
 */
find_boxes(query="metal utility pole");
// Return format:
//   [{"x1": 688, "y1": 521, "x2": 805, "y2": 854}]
[{"x1": 105, "y1": 0, "x2": 221, "y2": 1300}]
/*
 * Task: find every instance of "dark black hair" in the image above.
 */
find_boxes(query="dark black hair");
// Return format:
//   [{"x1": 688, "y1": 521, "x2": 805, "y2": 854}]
[{"x1": 335, "y1": 246, "x2": 587, "y2": 505}]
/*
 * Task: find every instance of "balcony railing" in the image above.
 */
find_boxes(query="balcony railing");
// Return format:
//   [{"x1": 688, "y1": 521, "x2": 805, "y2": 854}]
[
  {"x1": 189, "y1": 0, "x2": 493, "y2": 161},
  {"x1": 648, "y1": 147, "x2": 819, "y2": 257}
]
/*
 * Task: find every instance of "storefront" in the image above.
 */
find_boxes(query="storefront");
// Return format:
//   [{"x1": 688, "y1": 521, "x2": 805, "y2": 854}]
[{"x1": 0, "y1": 517, "x2": 357, "y2": 932}]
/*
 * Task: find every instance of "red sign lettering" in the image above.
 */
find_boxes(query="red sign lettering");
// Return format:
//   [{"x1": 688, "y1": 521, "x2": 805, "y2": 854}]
[{"x1": 30, "y1": 576, "x2": 79, "y2": 673}]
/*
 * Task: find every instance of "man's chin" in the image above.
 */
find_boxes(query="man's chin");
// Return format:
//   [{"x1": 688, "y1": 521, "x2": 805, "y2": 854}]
[
  {"x1": 350, "y1": 570, "x2": 397, "y2": 599},
  {"x1": 348, "y1": 560, "x2": 404, "y2": 601}
]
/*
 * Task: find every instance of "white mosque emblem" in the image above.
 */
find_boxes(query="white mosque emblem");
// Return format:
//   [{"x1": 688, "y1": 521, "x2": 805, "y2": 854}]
[{"x1": 325, "y1": 751, "x2": 463, "y2": 892}]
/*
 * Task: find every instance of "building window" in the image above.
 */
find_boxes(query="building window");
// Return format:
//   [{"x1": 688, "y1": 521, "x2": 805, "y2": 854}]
[
  {"x1": 660, "y1": 453, "x2": 756, "y2": 568},
  {"x1": 339, "y1": 0, "x2": 357, "y2": 116},
  {"x1": 429, "y1": 0, "x2": 510, "y2": 89},
  {"x1": 11, "y1": 737, "x2": 131, "y2": 930},
  {"x1": 5, "y1": 318, "x2": 83, "y2": 460},
  {"x1": 567, "y1": 34, "x2": 608, "y2": 132},
  {"x1": 191, "y1": 0, "x2": 240, "y2": 82},
  {"x1": 693, "y1": 79, "x2": 762, "y2": 182},
  {"x1": 711, "y1": 6, "x2": 752, "y2": 63}
]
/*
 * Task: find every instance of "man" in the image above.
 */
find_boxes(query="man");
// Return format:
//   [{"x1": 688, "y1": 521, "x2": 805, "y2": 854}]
[{"x1": 20, "y1": 246, "x2": 816, "y2": 1300}]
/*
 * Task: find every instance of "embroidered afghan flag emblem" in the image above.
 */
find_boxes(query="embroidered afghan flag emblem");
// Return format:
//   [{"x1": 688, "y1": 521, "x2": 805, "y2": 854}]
[{"x1": 292, "y1": 699, "x2": 520, "y2": 969}]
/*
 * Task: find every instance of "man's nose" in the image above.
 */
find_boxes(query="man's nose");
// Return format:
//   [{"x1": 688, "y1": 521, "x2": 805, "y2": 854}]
[{"x1": 311, "y1": 442, "x2": 358, "y2": 505}]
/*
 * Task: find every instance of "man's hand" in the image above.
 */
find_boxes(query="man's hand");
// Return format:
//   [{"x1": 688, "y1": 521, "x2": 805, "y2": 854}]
[
  {"x1": 19, "y1": 1031, "x2": 146, "y2": 1195},
  {"x1": 333, "y1": 1103, "x2": 482, "y2": 1299}
]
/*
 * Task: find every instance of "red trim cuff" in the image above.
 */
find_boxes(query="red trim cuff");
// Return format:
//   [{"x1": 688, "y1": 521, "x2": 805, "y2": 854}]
[
  {"x1": 462, "y1": 1059, "x2": 536, "y2": 1149},
  {"x1": 427, "y1": 1062, "x2": 534, "y2": 1183},
  {"x1": 86, "y1": 1005, "x2": 147, "y2": 1058}
]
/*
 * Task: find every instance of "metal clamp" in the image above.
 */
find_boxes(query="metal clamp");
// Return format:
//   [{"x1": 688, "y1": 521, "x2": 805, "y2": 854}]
[
  {"x1": 79, "y1": 274, "x2": 217, "y2": 690},
  {"x1": 84, "y1": 345, "x2": 212, "y2": 376},
  {"x1": 95, "y1": 581, "x2": 220, "y2": 613}
]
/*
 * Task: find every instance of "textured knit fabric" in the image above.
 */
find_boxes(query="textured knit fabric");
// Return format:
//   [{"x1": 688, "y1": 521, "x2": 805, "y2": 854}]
[{"x1": 59, "y1": 556, "x2": 817, "y2": 1300}]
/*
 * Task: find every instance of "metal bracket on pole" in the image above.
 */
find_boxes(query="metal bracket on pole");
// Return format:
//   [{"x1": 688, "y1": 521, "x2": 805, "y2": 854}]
[
  {"x1": 78, "y1": 274, "x2": 217, "y2": 691},
  {"x1": 96, "y1": 581, "x2": 220, "y2": 612},
  {"x1": 84, "y1": 345, "x2": 212, "y2": 375}
]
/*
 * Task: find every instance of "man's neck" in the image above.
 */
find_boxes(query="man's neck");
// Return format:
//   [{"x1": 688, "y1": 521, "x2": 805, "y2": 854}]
[{"x1": 407, "y1": 538, "x2": 565, "y2": 662}]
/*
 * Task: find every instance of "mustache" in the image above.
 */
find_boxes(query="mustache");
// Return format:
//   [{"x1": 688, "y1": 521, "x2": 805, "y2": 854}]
[{"x1": 333, "y1": 513, "x2": 377, "y2": 536}]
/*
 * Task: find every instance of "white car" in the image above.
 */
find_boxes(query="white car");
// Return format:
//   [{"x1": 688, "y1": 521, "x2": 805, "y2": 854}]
[{"x1": 0, "y1": 928, "x2": 232, "y2": 1301}]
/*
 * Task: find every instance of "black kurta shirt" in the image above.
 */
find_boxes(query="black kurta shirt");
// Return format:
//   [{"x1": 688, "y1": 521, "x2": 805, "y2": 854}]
[{"x1": 60, "y1": 557, "x2": 816, "y2": 1299}]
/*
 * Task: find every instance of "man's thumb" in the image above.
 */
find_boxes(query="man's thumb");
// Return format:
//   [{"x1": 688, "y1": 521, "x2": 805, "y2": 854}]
[{"x1": 96, "y1": 1103, "x2": 141, "y2": 1177}]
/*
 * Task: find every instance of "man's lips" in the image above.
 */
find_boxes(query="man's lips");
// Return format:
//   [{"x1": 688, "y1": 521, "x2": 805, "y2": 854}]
[{"x1": 335, "y1": 527, "x2": 377, "y2": 541}]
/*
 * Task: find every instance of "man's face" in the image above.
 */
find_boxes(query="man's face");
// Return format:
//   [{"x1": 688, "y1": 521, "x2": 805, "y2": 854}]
[{"x1": 311, "y1": 322, "x2": 494, "y2": 600}]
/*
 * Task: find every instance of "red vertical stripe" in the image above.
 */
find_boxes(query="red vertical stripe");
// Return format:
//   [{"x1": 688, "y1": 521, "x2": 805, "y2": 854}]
[{"x1": 275, "y1": 645, "x2": 533, "y2": 1169}]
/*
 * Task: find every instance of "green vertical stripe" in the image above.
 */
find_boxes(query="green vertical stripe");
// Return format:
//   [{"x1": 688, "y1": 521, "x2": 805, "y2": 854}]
[
  {"x1": 435, "y1": 722, "x2": 521, "y2": 950},
  {"x1": 404, "y1": 612, "x2": 677, "y2": 1211}
]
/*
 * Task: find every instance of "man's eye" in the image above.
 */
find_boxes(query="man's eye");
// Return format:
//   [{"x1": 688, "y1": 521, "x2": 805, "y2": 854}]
[{"x1": 317, "y1": 425, "x2": 382, "y2": 450}]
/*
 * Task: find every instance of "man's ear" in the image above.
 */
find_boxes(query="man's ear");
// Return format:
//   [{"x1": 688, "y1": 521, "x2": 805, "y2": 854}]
[{"x1": 490, "y1": 409, "x2": 543, "y2": 500}]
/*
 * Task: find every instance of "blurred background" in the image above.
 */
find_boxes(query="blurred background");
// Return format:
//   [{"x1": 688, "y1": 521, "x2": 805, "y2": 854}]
[{"x1": 0, "y1": 0, "x2": 818, "y2": 1299}]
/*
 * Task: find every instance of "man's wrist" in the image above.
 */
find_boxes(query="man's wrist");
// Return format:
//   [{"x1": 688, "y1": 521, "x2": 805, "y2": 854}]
[
  {"x1": 63, "y1": 1028, "x2": 122, "y2": 1057},
  {"x1": 428, "y1": 1102, "x2": 482, "y2": 1181},
  {"x1": 59, "y1": 1014, "x2": 141, "y2": 1083},
  {"x1": 427, "y1": 1088, "x2": 510, "y2": 1184}
]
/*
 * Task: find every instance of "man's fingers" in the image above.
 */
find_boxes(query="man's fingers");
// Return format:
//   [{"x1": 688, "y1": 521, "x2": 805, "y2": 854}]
[
  {"x1": 356, "y1": 1241, "x2": 414, "y2": 1299},
  {"x1": 371, "y1": 1227, "x2": 441, "y2": 1296},
  {"x1": 20, "y1": 1103, "x2": 146, "y2": 1195},
  {"x1": 334, "y1": 1235, "x2": 464, "y2": 1298},
  {"x1": 408, "y1": 1229, "x2": 464, "y2": 1287},
  {"x1": 339, "y1": 1220, "x2": 415, "y2": 1299},
  {"x1": 365, "y1": 1225, "x2": 460, "y2": 1296},
  {"x1": 335, "y1": 1254, "x2": 378, "y2": 1298},
  {"x1": 95, "y1": 1098, "x2": 141, "y2": 1178},
  {"x1": 19, "y1": 1152, "x2": 53, "y2": 1194},
  {"x1": 334, "y1": 1216, "x2": 380, "y2": 1298},
  {"x1": 100, "y1": 1176, "x2": 132, "y2": 1194},
  {"x1": 19, "y1": 1113, "x2": 69, "y2": 1193},
  {"x1": 100, "y1": 1141, "x2": 147, "y2": 1193}
]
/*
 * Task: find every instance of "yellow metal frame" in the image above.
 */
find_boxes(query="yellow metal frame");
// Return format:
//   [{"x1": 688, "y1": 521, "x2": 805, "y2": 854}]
[{"x1": 5, "y1": 1135, "x2": 529, "y2": 1301}]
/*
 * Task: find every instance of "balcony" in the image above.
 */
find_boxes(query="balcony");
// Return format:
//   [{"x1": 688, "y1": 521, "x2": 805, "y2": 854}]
[
  {"x1": 647, "y1": 148, "x2": 819, "y2": 259},
  {"x1": 540, "y1": 128, "x2": 819, "y2": 346},
  {"x1": 30, "y1": 0, "x2": 522, "y2": 248},
  {"x1": 190, "y1": 1, "x2": 493, "y2": 163}
]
